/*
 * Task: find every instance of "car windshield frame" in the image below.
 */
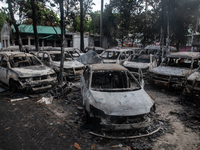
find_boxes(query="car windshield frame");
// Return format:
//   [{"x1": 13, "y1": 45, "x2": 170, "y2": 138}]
[
  {"x1": 90, "y1": 70, "x2": 141, "y2": 92},
  {"x1": 9, "y1": 56, "x2": 42, "y2": 68},
  {"x1": 128, "y1": 55, "x2": 150, "y2": 63},
  {"x1": 101, "y1": 51, "x2": 120, "y2": 60},
  {"x1": 162, "y1": 56, "x2": 192, "y2": 69},
  {"x1": 50, "y1": 53, "x2": 74, "y2": 61}
]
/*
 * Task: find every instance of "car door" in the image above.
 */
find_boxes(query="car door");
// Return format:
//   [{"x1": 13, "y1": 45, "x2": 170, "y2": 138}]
[{"x1": 0, "y1": 55, "x2": 9, "y2": 84}]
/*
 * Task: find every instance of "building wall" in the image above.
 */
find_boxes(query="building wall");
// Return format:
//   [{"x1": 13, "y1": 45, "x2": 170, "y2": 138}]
[
  {"x1": 73, "y1": 33, "x2": 89, "y2": 49},
  {"x1": 1, "y1": 22, "x2": 12, "y2": 48}
]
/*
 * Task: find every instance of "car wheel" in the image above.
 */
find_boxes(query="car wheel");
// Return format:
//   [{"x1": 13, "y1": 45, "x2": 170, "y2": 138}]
[
  {"x1": 9, "y1": 80, "x2": 20, "y2": 92},
  {"x1": 82, "y1": 109, "x2": 90, "y2": 124}
]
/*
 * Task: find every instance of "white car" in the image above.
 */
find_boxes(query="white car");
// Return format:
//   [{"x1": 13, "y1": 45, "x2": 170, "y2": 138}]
[
  {"x1": 81, "y1": 64, "x2": 155, "y2": 130},
  {"x1": 123, "y1": 54, "x2": 157, "y2": 78},
  {"x1": 0, "y1": 52, "x2": 57, "y2": 92},
  {"x1": 100, "y1": 48, "x2": 137, "y2": 64},
  {"x1": 150, "y1": 52, "x2": 200, "y2": 88},
  {"x1": 36, "y1": 51, "x2": 85, "y2": 81}
]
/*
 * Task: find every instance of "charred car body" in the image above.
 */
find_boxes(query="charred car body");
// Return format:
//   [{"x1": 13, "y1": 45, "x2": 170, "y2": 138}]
[
  {"x1": 35, "y1": 51, "x2": 85, "y2": 81},
  {"x1": 100, "y1": 49, "x2": 136, "y2": 64},
  {"x1": 182, "y1": 69, "x2": 200, "y2": 97},
  {"x1": 123, "y1": 54, "x2": 157, "y2": 78},
  {"x1": 150, "y1": 52, "x2": 200, "y2": 88},
  {"x1": 0, "y1": 52, "x2": 57, "y2": 92},
  {"x1": 83, "y1": 46, "x2": 105, "y2": 54},
  {"x1": 81, "y1": 64, "x2": 155, "y2": 131}
]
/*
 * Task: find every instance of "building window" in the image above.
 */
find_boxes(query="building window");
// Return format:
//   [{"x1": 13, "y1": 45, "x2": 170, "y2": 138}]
[
  {"x1": 2, "y1": 40, "x2": 5, "y2": 48},
  {"x1": 6, "y1": 40, "x2": 8, "y2": 47},
  {"x1": 31, "y1": 39, "x2": 35, "y2": 45},
  {"x1": 22, "y1": 39, "x2": 28, "y2": 45}
]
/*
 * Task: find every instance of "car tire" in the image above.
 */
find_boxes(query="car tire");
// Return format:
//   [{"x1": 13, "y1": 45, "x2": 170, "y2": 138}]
[{"x1": 9, "y1": 80, "x2": 20, "y2": 92}]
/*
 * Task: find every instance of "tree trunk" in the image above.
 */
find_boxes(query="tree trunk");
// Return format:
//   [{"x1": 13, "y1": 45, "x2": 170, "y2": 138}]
[
  {"x1": 8, "y1": 0, "x2": 23, "y2": 52},
  {"x1": 59, "y1": 0, "x2": 65, "y2": 84},
  {"x1": 80, "y1": 0, "x2": 84, "y2": 52},
  {"x1": 100, "y1": 0, "x2": 104, "y2": 47},
  {"x1": 31, "y1": 0, "x2": 39, "y2": 51}
]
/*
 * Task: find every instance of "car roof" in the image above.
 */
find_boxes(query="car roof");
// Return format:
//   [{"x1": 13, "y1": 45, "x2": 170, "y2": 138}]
[
  {"x1": 40, "y1": 51, "x2": 66, "y2": 54},
  {"x1": 104, "y1": 48, "x2": 135, "y2": 52},
  {"x1": 91, "y1": 64, "x2": 127, "y2": 71},
  {"x1": 0, "y1": 51, "x2": 33, "y2": 57},
  {"x1": 168, "y1": 52, "x2": 200, "y2": 59}
]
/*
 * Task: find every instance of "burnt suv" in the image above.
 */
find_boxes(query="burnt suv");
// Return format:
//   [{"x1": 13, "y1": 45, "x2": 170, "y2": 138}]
[
  {"x1": 149, "y1": 52, "x2": 200, "y2": 88},
  {"x1": 0, "y1": 52, "x2": 57, "y2": 92}
]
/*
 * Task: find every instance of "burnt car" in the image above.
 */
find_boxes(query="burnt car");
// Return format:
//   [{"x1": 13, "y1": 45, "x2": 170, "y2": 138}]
[
  {"x1": 100, "y1": 48, "x2": 136, "y2": 64},
  {"x1": 0, "y1": 52, "x2": 57, "y2": 92},
  {"x1": 81, "y1": 64, "x2": 155, "y2": 131},
  {"x1": 182, "y1": 69, "x2": 200, "y2": 97},
  {"x1": 149, "y1": 52, "x2": 200, "y2": 88},
  {"x1": 36, "y1": 51, "x2": 85, "y2": 81},
  {"x1": 83, "y1": 46, "x2": 105, "y2": 54},
  {"x1": 123, "y1": 54, "x2": 157, "y2": 78}
]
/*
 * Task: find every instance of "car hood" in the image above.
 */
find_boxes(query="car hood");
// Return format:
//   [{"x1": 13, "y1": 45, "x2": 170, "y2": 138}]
[
  {"x1": 123, "y1": 61, "x2": 149, "y2": 69},
  {"x1": 12, "y1": 65, "x2": 55, "y2": 77},
  {"x1": 90, "y1": 89, "x2": 154, "y2": 116},
  {"x1": 187, "y1": 71, "x2": 200, "y2": 81},
  {"x1": 151, "y1": 66, "x2": 190, "y2": 76},
  {"x1": 52, "y1": 60, "x2": 84, "y2": 68}
]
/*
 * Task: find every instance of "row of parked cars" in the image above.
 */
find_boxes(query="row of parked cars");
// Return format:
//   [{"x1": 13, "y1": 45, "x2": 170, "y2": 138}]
[{"x1": 1, "y1": 45, "x2": 198, "y2": 134}]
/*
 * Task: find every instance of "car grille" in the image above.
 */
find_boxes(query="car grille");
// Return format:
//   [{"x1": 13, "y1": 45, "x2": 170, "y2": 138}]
[
  {"x1": 32, "y1": 75, "x2": 49, "y2": 81},
  {"x1": 153, "y1": 74, "x2": 169, "y2": 82}
]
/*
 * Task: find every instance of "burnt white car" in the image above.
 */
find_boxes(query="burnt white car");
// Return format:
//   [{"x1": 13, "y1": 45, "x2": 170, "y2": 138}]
[
  {"x1": 150, "y1": 52, "x2": 200, "y2": 88},
  {"x1": 36, "y1": 51, "x2": 85, "y2": 81},
  {"x1": 100, "y1": 49, "x2": 136, "y2": 64},
  {"x1": 182, "y1": 69, "x2": 200, "y2": 97},
  {"x1": 81, "y1": 64, "x2": 155, "y2": 130},
  {"x1": 123, "y1": 54, "x2": 157, "y2": 78},
  {"x1": 0, "y1": 52, "x2": 57, "y2": 92}
]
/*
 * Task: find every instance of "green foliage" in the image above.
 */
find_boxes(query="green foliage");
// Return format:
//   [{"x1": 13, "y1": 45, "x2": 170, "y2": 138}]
[
  {"x1": 88, "y1": 12, "x2": 100, "y2": 34},
  {"x1": 0, "y1": 12, "x2": 7, "y2": 31},
  {"x1": 169, "y1": 0, "x2": 200, "y2": 47},
  {"x1": 21, "y1": 0, "x2": 60, "y2": 26},
  {"x1": 69, "y1": 15, "x2": 90, "y2": 32}
]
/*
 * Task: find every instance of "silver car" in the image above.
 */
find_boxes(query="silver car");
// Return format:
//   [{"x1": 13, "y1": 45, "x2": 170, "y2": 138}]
[
  {"x1": 81, "y1": 64, "x2": 155, "y2": 130},
  {"x1": 0, "y1": 52, "x2": 57, "y2": 92}
]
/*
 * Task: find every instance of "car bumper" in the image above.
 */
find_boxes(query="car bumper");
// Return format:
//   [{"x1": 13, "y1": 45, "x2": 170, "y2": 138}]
[{"x1": 20, "y1": 78, "x2": 57, "y2": 92}]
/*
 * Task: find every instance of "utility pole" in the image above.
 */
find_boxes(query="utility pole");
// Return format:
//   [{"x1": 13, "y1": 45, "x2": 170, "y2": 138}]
[
  {"x1": 59, "y1": 0, "x2": 65, "y2": 84},
  {"x1": 160, "y1": 0, "x2": 165, "y2": 60},
  {"x1": 80, "y1": 0, "x2": 84, "y2": 52},
  {"x1": 166, "y1": 0, "x2": 170, "y2": 55},
  {"x1": 100, "y1": 0, "x2": 104, "y2": 47}
]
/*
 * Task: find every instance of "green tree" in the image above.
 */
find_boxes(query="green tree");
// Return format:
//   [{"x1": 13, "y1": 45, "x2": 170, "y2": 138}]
[
  {"x1": 103, "y1": 4, "x2": 118, "y2": 46},
  {"x1": 0, "y1": 12, "x2": 8, "y2": 31},
  {"x1": 88, "y1": 12, "x2": 100, "y2": 34},
  {"x1": 169, "y1": 0, "x2": 200, "y2": 50},
  {"x1": 109, "y1": 0, "x2": 144, "y2": 47}
]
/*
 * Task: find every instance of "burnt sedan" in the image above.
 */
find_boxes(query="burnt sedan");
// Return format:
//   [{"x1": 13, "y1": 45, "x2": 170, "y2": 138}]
[
  {"x1": 0, "y1": 52, "x2": 57, "y2": 92},
  {"x1": 36, "y1": 51, "x2": 85, "y2": 81},
  {"x1": 150, "y1": 52, "x2": 200, "y2": 88},
  {"x1": 81, "y1": 64, "x2": 155, "y2": 131},
  {"x1": 123, "y1": 54, "x2": 157, "y2": 78}
]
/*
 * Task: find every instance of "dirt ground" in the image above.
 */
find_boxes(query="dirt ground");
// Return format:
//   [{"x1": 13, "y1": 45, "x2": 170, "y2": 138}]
[{"x1": 0, "y1": 82, "x2": 200, "y2": 150}]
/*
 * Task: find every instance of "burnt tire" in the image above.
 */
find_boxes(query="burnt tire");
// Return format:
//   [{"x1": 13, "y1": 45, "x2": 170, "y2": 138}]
[{"x1": 9, "y1": 80, "x2": 20, "y2": 92}]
